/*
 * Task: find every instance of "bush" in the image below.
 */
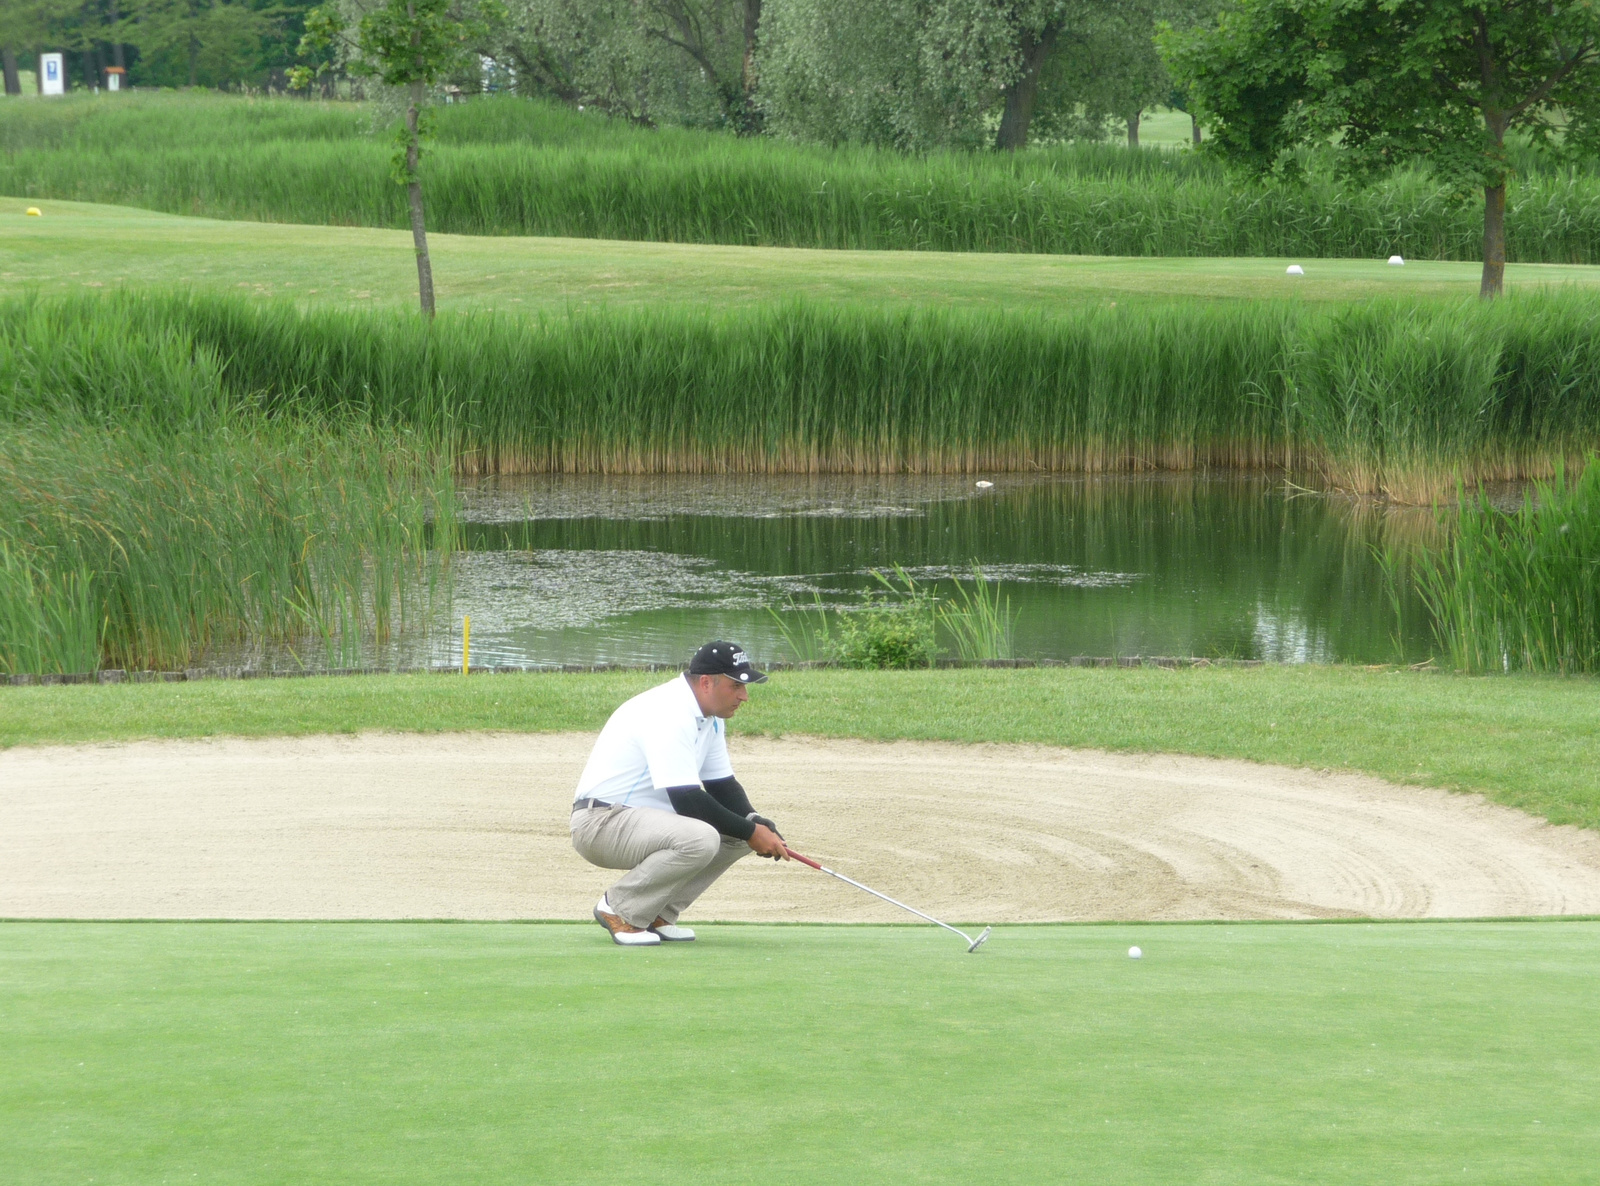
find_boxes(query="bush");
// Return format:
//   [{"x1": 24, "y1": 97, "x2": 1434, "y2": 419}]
[{"x1": 830, "y1": 583, "x2": 942, "y2": 670}]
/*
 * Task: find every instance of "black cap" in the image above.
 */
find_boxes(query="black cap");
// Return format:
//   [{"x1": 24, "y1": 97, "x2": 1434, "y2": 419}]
[{"x1": 688, "y1": 640, "x2": 768, "y2": 684}]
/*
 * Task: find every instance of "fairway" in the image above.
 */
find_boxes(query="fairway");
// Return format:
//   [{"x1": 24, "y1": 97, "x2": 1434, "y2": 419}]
[
  {"x1": 7, "y1": 198, "x2": 1600, "y2": 313},
  {"x1": 2, "y1": 921, "x2": 1596, "y2": 1184}
]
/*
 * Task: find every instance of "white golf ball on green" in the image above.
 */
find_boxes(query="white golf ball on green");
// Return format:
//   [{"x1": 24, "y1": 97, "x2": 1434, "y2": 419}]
[{"x1": 1128, "y1": 946, "x2": 1142, "y2": 959}]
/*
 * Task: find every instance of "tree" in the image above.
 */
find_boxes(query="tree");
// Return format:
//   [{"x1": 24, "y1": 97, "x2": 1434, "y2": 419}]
[
  {"x1": 126, "y1": 0, "x2": 276, "y2": 87},
  {"x1": 992, "y1": 3, "x2": 1066, "y2": 150},
  {"x1": 756, "y1": 0, "x2": 1015, "y2": 149},
  {"x1": 496, "y1": 0, "x2": 763, "y2": 130},
  {"x1": 1163, "y1": 0, "x2": 1600, "y2": 297},
  {"x1": 641, "y1": 0, "x2": 765, "y2": 132},
  {"x1": 297, "y1": 0, "x2": 505, "y2": 318},
  {"x1": 1018, "y1": 0, "x2": 1182, "y2": 148},
  {"x1": 496, "y1": 0, "x2": 656, "y2": 122},
  {"x1": 0, "y1": 2, "x2": 55, "y2": 94},
  {"x1": 754, "y1": 0, "x2": 1196, "y2": 153}
]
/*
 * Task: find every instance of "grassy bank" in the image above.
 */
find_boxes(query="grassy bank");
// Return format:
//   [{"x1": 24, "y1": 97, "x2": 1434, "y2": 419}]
[
  {"x1": 2, "y1": 666, "x2": 1597, "y2": 828},
  {"x1": 15, "y1": 200, "x2": 1600, "y2": 312},
  {"x1": 5, "y1": 93, "x2": 1600, "y2": 262},
  {"x1": 6, "y1": 289, "x2": 1597, "y2": 500},
  {"x1": 3, "y1": 921, "x2": 1596, "y2": 1184}
]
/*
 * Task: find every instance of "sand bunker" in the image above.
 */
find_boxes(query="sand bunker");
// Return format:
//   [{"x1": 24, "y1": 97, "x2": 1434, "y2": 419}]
[{"x1": 4, "y1": 732, "x2": 1600, "y2": 922}]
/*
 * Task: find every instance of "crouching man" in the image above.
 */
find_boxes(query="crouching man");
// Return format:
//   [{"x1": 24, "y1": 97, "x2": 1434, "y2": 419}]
[{"x1": 571, "y1": 641, "x2": 789, "y2": 946}]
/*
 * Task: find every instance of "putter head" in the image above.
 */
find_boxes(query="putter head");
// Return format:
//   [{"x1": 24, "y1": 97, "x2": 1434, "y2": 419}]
[{"x1": 966, "y1": 926, "x2": 992, "y2": 953}]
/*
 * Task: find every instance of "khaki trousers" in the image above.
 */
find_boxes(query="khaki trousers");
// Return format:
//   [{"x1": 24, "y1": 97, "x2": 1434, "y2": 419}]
[{"x1": 571, "y1": 805, "x2": 750, "y2": 929}]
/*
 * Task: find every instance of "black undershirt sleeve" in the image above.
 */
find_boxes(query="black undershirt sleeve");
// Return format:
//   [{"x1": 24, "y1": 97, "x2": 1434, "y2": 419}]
[
  {"x1": 703, "y1": 775, "x2": 756, "y2": 818},
  {"x1": 665, "y1": 785, "x2": 757, "y2": 841}
]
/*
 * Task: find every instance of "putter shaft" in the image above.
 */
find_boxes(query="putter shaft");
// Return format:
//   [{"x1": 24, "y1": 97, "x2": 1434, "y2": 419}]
[{"x1": 784, "y1": 847, "x2": 990, "y2": 951}]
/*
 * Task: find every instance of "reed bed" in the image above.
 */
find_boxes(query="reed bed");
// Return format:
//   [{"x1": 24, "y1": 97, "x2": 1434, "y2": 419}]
[
  {"x1": 5, "y1": 93, "x2": 1600, "y2": 262},
  {"x1": 1411, "y1": 459, "x2": 1600, "y2": 674},
  {"x1": 0, "y1": 300, "x2": 456, "y2": 674},
  {"x1": 15, "y1": 288, "x2": 1591, "y2": 500}
]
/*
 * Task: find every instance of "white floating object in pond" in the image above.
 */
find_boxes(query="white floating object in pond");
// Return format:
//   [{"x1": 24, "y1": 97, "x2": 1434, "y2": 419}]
[
  {"x1": 1286, "y1": 264, "x2": 1305, "y2": 275},
  {"x1": 1388, "y1": 255, "x2": 1405, "y2": 266},
  {"x1": 975, "y1": 480, "x2": 994, "y2": 489}
]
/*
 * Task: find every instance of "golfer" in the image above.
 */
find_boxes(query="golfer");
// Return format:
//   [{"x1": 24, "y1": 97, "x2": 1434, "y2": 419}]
[{"x1": 571, "y1": 641, "x2": 788, "y2": 946}]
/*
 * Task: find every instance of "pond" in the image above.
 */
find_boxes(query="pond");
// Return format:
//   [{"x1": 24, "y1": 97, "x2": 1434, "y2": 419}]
[{"x1": 405, "y1": 473, "x2": 1436, "y2": 670}]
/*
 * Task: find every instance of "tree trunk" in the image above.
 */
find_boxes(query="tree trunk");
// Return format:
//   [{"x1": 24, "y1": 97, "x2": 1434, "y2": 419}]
[
  {"x1": 1191, "y1": 114, "x2": 1201, "y2": 145},
  {"x1": 994, "y1": 24, "x2": 1060, "y2": 151},
  {"x1": 406, "y1": 88, "x2": 436, "y2": 319},
  {"x1": 81, "y1": 0, "x2": 97, "y2": 89},
  {"x1": 2, "y1": 47, "x2": 20, "y2": 96},
  {"x1": 187, "y1": 32, "x2": 199, "y2": 87},
  {"x1": 1126, "y1": 111, "x2": 1140, "y2": 147},
  {"x1": 109, "y1": 0, "x2": 126, "y2": 71},
  {"x1": 738, "y1": 0, "x2": 763, "y2": 135},
  {"x1": 1480, "y1": 182, "x2": 1506, "y2": 299}
]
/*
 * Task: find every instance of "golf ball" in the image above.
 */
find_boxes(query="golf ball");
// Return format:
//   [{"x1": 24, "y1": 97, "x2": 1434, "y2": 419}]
[{"x1": 1128, "y1": 946, "x2": 1142, "y2": 959}]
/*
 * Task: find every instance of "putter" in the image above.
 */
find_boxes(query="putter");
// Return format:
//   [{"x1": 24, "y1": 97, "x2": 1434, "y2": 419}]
[{"x1": 784, "y1": 847, "x2": 992, "y2": 952}]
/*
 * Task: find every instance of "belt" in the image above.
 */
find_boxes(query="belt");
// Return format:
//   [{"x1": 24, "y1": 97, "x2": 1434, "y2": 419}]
[{"x1": 572, "y1": 798, "x2": 617, "y2": 812}]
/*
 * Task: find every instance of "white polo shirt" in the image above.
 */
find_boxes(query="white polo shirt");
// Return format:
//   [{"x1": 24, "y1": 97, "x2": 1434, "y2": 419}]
[{"x1": 573, "y1": 675, "x2": 734, "y2": 812}]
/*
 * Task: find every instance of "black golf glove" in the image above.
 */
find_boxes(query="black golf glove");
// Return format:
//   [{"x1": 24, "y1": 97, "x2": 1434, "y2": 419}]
[{"x1": 747, "y1": 812, "x2": 783, "y2": 853}]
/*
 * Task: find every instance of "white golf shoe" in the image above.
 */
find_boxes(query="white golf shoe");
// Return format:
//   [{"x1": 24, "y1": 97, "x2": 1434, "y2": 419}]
[
  {"x1": 594, "y1": 896, "x2": 661, "y2": 946},
  {"x1": 650, "y1": 918, "x2": 696, "y2": 942}
]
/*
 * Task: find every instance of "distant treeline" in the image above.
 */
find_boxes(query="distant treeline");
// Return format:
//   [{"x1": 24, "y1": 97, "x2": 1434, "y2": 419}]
[
  {"x1": 0, "y1": 0, "x2": 317, "y2": 94},
  {"x1": 2, "y1": 0, "x2": 1193, "y2": 150},
  {"x1": 7, "y1": 288, "x2": 1598, "y2": 501},
  {"x1": 6, "y1": 94, "x2": 1600, "y2": 263}
]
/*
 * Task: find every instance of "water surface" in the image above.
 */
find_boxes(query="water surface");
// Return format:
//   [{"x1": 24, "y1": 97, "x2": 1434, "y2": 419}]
[{"x1": 421, "y1": 473, "x2": 1433, "y2": 669}]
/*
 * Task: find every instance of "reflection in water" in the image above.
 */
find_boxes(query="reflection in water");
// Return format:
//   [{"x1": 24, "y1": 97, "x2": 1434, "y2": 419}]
[{"x1": 206, "y1": 473, "x2": 1438, "y2": 671}]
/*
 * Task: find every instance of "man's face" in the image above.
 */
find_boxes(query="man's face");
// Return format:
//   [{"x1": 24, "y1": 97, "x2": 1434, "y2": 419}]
[{"x1": 693, "y1": 673, "x2": 750, "y2": 719}]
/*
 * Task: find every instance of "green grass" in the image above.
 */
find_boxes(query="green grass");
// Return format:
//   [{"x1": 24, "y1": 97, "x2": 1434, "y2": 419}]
[
  {"x1": 2, "y1": 920, "x2": 1596, "y2": 1184},
  {"x1": 6, "y1": 92, "x2": 1600, "y2": 262},
  {"x1": 14, "y1": 199, "x2": 1600, "y2": 312},
  {"x1": 3, "y1": 665, "x2": 1598, "y2": 829}
]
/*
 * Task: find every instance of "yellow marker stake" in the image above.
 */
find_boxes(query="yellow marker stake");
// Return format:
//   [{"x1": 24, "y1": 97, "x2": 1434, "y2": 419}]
[{"x1": 462, "y1": 615, "x2": 471, "y2": 675}]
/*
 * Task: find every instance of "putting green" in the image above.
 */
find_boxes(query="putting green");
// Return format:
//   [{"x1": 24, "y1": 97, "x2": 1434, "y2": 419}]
[
  {"x1": 6, "y1": 198, "x2": 1600, "y2": 313},
  {"x1": 3, "y1": 921, "x2": 1596, "y2": 1184}
]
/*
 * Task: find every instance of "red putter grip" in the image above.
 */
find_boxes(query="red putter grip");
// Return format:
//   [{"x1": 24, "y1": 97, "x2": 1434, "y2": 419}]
[{"x1": 784, "y1": 847, "x2": 823, "y2": 870}]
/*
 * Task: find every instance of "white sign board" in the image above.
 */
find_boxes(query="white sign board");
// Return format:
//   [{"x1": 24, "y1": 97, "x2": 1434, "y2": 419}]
[
  {"x1": 40, "y1": 53, "x2": 65, "y2": 96},
  {"x1": 107, "y1": 72, "x2": 121, "y2": 92}
]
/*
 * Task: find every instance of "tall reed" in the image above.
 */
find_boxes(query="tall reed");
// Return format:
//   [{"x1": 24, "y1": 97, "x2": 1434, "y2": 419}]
[
  {"x1": 5, "y1": 93, "x2": 1600, "y2": 262},
  {"x1": 0, "y1": 416, "x2": 457, "y2": 674},
  {"x1": 938, "y1": 566, "x2": 1017, "y2": 662},
  {"x1": 1411, "y1": 459, "x2": 1600, "y2": 674},
  {"x1": 13, "y1": 288, "x2": 1592, "y2": 501},
  {"x1": 0, "y1": 297, "x2": 456, "y2": 674}
]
